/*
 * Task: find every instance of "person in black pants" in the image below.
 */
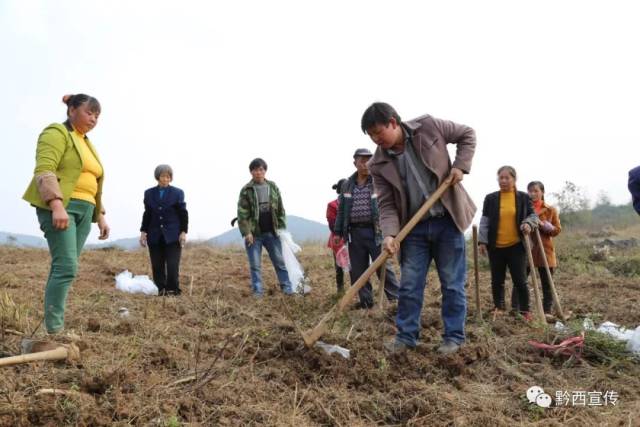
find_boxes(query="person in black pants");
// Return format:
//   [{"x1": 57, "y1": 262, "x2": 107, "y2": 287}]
[
  {"x1": 326, "y1": 179, "x2": 347, "y2": 293},
  {"x1": 139, "y1": 165, "x2": 188, "y2": 295},
  {"x1": 478, "y1": 166, "x2": 538, "y2": 320},
  {"x1": 333, "y1": 148, "x2": 399, "y2": 309}
]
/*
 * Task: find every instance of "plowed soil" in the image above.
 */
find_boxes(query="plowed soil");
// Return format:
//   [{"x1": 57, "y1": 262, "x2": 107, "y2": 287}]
[{"x1": 1, "y1": 236, "x2": 639, "y2": 426}]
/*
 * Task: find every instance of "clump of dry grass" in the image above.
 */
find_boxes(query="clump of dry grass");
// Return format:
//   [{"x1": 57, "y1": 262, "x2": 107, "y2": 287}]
[{"x1": 0, "y1": 292, "x2": 29, "y2": 333}]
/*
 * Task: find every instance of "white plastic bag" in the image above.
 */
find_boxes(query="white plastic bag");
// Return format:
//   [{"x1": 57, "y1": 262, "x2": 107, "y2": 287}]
[
  {"x1": 115, "y1": 270, "x2": 159, "y2": 295},
  {"x1": 314, "y1": 340, "x2": 350, "y2": 359},
  {"x1": 335, "y1": 245, "x2": 351, "y2": 271},
  {"x1": 596, "y1": 321, "x2": 640, "y2": 354},
  {"x1": 628, "y1": 326, "x2": 640, "y2": 354},
  {"x1": 278, "y1": 230, "x2": 309, "y2": 293},
  {"x1": 597, "y1": 321, "x2": 633, "y2": 341},
  {"x1": 554, "y1": 321, "x2": 569, "y2": 333}
]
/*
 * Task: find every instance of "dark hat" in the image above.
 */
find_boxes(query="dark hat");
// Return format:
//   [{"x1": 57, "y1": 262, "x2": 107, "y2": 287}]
[{"x1": 353, "y1": 148, "x2": 373, "y2": 158}]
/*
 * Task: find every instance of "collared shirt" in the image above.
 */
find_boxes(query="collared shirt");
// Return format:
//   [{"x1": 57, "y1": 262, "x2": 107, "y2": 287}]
[
  {"x1": 387, "y1": 125, "x2": 445, "y2": 220},
  {"x1": 350, "y1": 181, "x2": 373, "y2": 223}
]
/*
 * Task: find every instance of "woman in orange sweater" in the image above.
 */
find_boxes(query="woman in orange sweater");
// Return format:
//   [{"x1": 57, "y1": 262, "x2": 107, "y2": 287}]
[{"x1": 526, "y1": 181, "x2": 561, "y2": 314}]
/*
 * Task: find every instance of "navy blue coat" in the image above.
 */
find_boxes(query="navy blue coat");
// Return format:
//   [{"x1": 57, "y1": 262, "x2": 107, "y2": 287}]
[
  {"x1": 629, "y1": 166, "x2": 640, "y2": 215},
  {"x1": 140, "y1": 186, "x2": 188, "y2": 245}
]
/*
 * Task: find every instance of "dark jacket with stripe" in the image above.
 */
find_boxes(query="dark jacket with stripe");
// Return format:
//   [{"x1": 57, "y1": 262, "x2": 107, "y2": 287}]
[
  {"x1": 140, "y1": 185, "x2": 188, "y2": 245},
  {"x1": 334, "y1": 173, "x2": 383, "y2": 245}
]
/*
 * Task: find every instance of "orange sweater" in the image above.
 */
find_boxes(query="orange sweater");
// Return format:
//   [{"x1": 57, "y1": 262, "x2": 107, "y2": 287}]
[{"x1": 531, "y1": 201, "x2": 561, "y2": 267}]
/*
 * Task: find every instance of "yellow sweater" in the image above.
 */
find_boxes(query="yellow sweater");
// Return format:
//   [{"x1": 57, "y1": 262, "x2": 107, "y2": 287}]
[
  {"x1": 70, "y1": 130, "x2": 102, "y2": 205},
  {"x1": 496, "y1": 190, "x2": 520, "y2": 248}
]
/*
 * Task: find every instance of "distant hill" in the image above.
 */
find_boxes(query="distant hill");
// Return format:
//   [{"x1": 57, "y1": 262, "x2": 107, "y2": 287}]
[
  {"x1": 85, "y1": 237, "x2": 140, "y2": 251},
  {"x1": 0, "y1": 231, "x2": 47, "y2": 249},
  {"x1": 207, "y1": 215, "x2": 329, "y2": 247},
  {"x1": 0, "y1": 231, "x2": 140, "y2": 251},
  {"x1": 0, "y1": 215, "x2": 329, "y2": 251}
]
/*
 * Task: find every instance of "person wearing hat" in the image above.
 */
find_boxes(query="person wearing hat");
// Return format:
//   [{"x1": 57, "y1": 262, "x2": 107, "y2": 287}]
[{"x1": 334, "y1": 148, "x2": 400, "y2": 309}]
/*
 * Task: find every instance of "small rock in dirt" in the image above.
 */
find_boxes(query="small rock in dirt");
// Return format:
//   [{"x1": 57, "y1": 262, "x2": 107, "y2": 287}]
[
  {"x1": 147, "y1": 346, "x2": 175, "y2": 368},
  {"x1": 87, "y1": 318, "x2": 101, "y2": 332},
  {"x1": 82, "y1": 375, "x2": 110, "y2": 395},
  {"x1": 280, "y1": 338, "x2": 298, "y2": 352},
  {"x1": 590, "y1": 245, "x2": 611, "y2": 261},
  {"x1": 114, "y1": 321, "x2": 133, "y2": 335}
]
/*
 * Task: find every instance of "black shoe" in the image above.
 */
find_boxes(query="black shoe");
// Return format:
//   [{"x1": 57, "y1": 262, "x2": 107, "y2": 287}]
[{"x1": 352, "y1": 301, "x2": 374, "y2": 310}]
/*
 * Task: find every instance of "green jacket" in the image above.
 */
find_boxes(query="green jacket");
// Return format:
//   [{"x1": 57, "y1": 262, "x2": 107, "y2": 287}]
[
  {"x1": 237, "y1": 179, "x2": 286, "y2": 237},
  {"x1": 23, "y1": 122, "x2": 105, "y2": 222}
]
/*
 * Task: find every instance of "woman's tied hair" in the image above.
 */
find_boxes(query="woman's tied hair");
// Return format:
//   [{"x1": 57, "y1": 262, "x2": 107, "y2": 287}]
[
  {"x1": 332, "y1": 178, "x2": 347, "y2": 195},
  {"x1": 62, "y1": 94, "x2": 101, "y2": 117},
  {"x1": 527, "y1": 181, "x2": 546, "y2": 200},
  {"x1": 497, "y1": 165, "x2": 517, "y2": 180}
]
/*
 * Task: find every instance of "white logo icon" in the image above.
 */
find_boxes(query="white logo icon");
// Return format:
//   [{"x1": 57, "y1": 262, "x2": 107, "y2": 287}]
[
  {"x1": 536, "y1": 393, "x2": 552, "y2": 408},
  {"x1": 527, "y1": 386, "x2": 553, "y2": 408},
  {"x1": 526, "y1": 386, "x2": 544, "y2": 404}
]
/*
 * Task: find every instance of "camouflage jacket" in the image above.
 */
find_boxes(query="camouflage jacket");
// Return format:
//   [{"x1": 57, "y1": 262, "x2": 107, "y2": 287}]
[{"x1": 237, "y1": 179, "x2": 286, "y2": 237}]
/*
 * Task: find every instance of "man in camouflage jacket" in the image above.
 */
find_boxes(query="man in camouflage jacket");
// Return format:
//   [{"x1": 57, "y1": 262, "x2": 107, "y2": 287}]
[{"x1": 237, "y1": 158, "x2": 292, "y2": 296}]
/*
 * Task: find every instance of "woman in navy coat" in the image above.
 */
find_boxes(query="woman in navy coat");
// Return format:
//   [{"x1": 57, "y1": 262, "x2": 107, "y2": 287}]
[{"x1": 139, "y1": 164, "x2": 188, "y2": 295}]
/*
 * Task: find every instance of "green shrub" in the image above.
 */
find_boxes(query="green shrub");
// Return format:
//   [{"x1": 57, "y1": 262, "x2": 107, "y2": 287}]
[{"x1": 605, "y1": 256, "x2": 640, "y2": 277}]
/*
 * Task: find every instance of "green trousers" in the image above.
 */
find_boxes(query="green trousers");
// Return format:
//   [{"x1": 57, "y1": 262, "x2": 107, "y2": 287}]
[{"x1": 37, "y1": 199, "x2": 94, "y2": 333}]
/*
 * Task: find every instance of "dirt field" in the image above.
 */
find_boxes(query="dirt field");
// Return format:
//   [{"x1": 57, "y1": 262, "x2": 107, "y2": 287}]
[{"x1": 1, "y1": 228, "x2": 640, "y2": 426}]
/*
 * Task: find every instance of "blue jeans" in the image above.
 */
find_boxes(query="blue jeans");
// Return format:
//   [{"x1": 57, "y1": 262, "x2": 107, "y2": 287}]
[
  {"x1": 245, "y1": 232, "x2": 293, "y2": 296},
  {"x1": 396, "y1": 215, "x2": 467, "y2": 347}
]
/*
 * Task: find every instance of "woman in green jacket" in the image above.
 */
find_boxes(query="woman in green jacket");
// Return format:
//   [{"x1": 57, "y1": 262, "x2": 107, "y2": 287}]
[{"x1": 23, "y1": 94, "x2": 109, "y2": 334}]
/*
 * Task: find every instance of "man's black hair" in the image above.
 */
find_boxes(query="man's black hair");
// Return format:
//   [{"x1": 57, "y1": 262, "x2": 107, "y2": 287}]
[
  {"x1": 360, "y1": 102, "x2": 402, "y2": 133},
  {"x1": 249, "y1": 158, "x2": 268, "y2": 171}
]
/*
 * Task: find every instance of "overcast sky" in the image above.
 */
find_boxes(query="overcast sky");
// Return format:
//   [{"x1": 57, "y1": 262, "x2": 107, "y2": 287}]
[{"x1": 1, "y1": 0, "x2": 638, "y2": 243}]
